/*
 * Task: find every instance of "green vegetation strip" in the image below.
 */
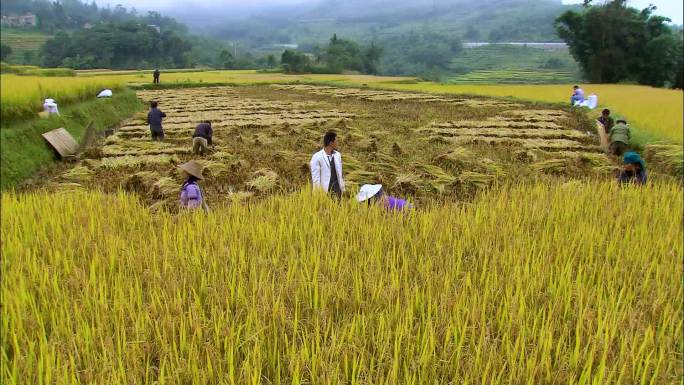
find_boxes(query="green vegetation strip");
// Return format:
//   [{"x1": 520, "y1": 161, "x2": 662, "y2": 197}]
[{"x1": 0, "y1": 89, "x2": 142, "y2": 190}]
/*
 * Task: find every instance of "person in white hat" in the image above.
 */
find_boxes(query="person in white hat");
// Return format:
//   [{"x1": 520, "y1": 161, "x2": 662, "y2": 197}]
[
  {"x1": 357, "y1": 184, "x2": 412, "y2": 211},
  {"x1": 178, "y1": 160, "x2": 208, "y2": 211},
  {"x1": 43, "y1": 98, "x2": 59, "y2": 116},
  {"x1": 96, "y1": 89, "x2": 113, "y2": 98}
]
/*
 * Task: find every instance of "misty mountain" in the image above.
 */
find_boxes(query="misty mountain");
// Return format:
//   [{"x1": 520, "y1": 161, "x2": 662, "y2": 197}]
[{"x1": 167, "y1": 0, "x2": 576, "y2": 49}]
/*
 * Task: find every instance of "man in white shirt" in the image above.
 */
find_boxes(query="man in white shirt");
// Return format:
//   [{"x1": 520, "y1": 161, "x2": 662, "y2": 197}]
[{"x1": 310, "y1": 131, "x2": 345, "y2": 199}]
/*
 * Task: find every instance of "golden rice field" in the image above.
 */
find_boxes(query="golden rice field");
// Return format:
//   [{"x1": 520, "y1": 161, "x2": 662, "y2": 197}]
[
  {"x1": 2, "y1": 181, "x2": 681, "y2": 384},
  {"x1": 42, "y1": 84, "x2": 622, "y2": 210},
  {"x1": 0, "y1": 74, "x2": 126, "y2": 123},
  {"x1": 2, "y1": 75, "x2": 682, "y2": 384},
  {"x1": 0, "y1": 71, "x2": 405, "y2": 124},
  {"x1": 383, "y1": 82, "x2": 684, "y2": 144},
  {"x1": 1, "y1": 69, "x2": 680, "y2": 145}
]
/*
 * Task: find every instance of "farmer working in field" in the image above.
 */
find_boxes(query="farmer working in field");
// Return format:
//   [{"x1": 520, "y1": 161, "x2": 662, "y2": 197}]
[
  {"x1": 178, "y1": 160, "x2": 209, "y2": 211},
  {"x1": 147, "y1": 101, "x2": 167, "y2": 141},
  {"x1": 357, "y1": 184, "x2": 413, "y2": 212},
  {"x1": 192, "y1": 120, "x2": 213, "y2": 155},
  {"x1": 310, "y1": 131, "x2": 345, "y2": 199},
  {"x1": 595, "y1": 108, "x2": 614, "y2": 152},
  {"x1": 608, "y1": 119, "x2": 631, "y2": 157},
  {"x1": 597, "y1": 109, "x2": 614, "y2": 133},
  {"x1": 43, "y1": 98, "x2": 59, "y2": 116},
  {"x1": 153, "y1": 68, "x2": 160, "y2": 84},
  {"x1": 570, "y1": 85, "x2": 585, "y2": 106},
  {"x1": 618, "y1": 151, "x2": 647, "y2": 185}
]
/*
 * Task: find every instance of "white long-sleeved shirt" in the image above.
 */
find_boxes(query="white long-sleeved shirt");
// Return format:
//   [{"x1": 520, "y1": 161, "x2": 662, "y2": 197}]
[{"x1": 310, "y1": 149, "x2": 345, "y2": 192}]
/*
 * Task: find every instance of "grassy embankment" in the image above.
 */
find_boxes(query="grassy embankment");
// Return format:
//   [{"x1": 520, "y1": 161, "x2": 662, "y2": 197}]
[
  {"x1": 2, "y1": 182, "x2": 681, "y2": 384},
  {"x1": 0, "y1": 90, "x2": 142, "y2": 189}
]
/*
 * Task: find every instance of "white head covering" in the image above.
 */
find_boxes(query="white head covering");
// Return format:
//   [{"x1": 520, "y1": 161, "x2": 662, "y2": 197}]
[
  {"x1": 356, "y1": 184, "x2": 383, "y2": 202},
  {"x1": 44, "y1": 98, "x2": 55, "y2": 104},
  {"x1": 97, "y1": 89, "x2": 113, "y2": 98}
]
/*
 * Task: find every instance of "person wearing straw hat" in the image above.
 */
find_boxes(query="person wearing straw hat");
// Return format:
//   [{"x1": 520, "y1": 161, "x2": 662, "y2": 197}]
[
  {"x1": 178, "y1": 160, "x2": 209, "y2": 211},
  {"x1": 618, "y1": 152, "x2": 647, "y2": 185},
  {"x1": 357, "y1": 184, "x2": 412, "y2": 211}
]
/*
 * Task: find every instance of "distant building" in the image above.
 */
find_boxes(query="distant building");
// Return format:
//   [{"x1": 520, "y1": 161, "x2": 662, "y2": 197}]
[
  {"x1": 19, "y1": 13, "x2": 37, "y2": 26},
  {"x1": 1, "y1": 13, "x2": 38, "y2": 27},
  {"x1": 83, "y1": 22, "x2": 94, "y2": 29},
  {"x1": 147, "y1": 24, "x2": 161, "y2": 33},
  {"x1": 272, "y1": 44, "x2": 299, "y2": 49}
]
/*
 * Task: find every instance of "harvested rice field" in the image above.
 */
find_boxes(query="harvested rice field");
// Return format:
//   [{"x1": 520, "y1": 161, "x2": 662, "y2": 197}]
[
  {"x1": 44, "y1": 85, "x2": 647, "y2": 208},
  {"x1": 6, "y1": 84, "x2": 683, "y2": 385}
]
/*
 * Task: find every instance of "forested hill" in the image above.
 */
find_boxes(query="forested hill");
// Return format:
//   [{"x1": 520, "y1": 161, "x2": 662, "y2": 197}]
[{"x1": 176, "y1": 0, "x2": 578, "y2": 49}]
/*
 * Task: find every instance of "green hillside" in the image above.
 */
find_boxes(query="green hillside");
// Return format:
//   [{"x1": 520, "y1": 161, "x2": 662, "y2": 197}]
[
  {"x1": 0, "y1": 28, "x2": 50, "y2": 63},
  {"x1": 206, "y1": 0, "x2": 577, "y2": 47},
  {"x1": 447, "y1": 44, "x2": 581, "y2": 84}
]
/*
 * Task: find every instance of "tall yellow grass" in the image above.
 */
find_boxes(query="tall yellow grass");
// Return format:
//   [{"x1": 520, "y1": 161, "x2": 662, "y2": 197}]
[
  {"x1": 2, "y1": 181, "x2": 681, "y2": 384},
  {"x1": 0, "y1": 74, "x2": 125, "y2": 123},
  {"x1": 383, "y1": 83, "x2": 684, "y2": 144},
  {"x1": 0, "y1": 70, "x2": 405, "y2": 124},
  {"x1": 78, "y1": 70, "x2": 410, "y2": 86}
]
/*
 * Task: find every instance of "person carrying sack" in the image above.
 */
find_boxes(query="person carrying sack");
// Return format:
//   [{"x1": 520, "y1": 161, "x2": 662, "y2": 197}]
[{"x1": 178, "y1": 160, "x2": 209, "y2": 212}]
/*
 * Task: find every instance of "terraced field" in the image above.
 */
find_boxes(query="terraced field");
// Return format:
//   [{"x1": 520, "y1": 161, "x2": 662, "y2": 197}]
[
  {"x1": 446, "y1": 70, "x2": 577, "y2": 84},
  {"x1": 48, "y1": 85, "x2": 610, "y2": 209},
  {"x1": 0, "y1": 29, "x2": 50, "y2": 59}
]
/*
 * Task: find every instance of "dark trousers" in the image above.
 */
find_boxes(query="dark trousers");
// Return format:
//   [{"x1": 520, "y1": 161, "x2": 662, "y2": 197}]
[
  {"x1": 153, "y1": 76, "x2": 159, "y2": 84},
  {"x1": 610, "y1": 141, "x2": 628, "y2": 157},
  {"x1": 150, "y1": 127, "x2": 164, "y2": 141},
  {"x1": 328, "y1": 180, "x2": 342, "y2": 200}
]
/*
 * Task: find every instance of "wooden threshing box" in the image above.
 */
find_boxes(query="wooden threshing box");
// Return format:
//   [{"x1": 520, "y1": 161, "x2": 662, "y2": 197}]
[{"x1": 42, "y1": 128, "x2": 78, "y2": 159}]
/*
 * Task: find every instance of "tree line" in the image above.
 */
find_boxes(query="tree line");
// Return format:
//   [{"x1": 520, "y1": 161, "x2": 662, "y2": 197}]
[
  {"x1": 280, "y1": 34, "x2": 382, "y2": 75},
  {"x1": 555, "y1": 0, "x2": 683, "y2": 88}
]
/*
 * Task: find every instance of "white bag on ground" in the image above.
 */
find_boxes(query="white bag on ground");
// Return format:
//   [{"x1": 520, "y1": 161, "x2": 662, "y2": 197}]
[{"x1": 579, "y1": 94, "x2": 598, "y2": 109}]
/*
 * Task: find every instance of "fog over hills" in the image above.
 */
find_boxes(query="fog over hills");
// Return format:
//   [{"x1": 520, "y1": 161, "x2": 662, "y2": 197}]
[{"x1": 147, "y1": 0, "x2": 575, "y2": 48}]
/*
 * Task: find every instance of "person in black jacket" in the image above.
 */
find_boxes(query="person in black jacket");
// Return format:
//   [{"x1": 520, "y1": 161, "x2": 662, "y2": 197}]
[
  {"x1": 153, "y1": 69, "x2": 160, "y2": 84},
  {"x1": 147, "y1": 101, "x2": 167, "y2": 141},
  {"x1": 192, "y1": 120, "x2": 213, "y2": 155}
]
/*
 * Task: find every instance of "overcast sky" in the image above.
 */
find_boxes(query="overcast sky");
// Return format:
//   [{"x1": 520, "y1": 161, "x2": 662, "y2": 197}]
[{"x1": 96, "y1": 0, "x2": 683, "y2": 25}]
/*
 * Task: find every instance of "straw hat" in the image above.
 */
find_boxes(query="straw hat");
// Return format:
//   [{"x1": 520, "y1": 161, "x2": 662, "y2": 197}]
[
  {"x1": 356, "y1": 184, "x2": 383, "y2": 202},
  {"x1": 177, "y1": 160, "x2": 204, "y2": 180}
]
